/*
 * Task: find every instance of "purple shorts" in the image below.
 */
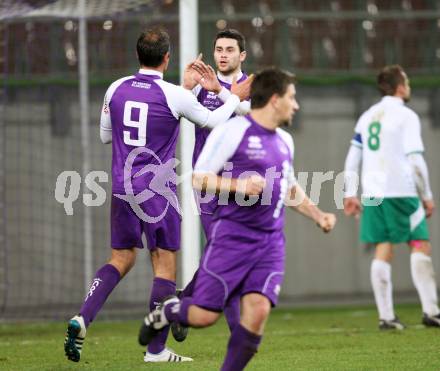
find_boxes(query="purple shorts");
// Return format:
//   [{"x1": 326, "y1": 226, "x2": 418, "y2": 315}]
[
  {"x1": 111, "y1": 194, "x2": 181, "y2": 251},
  {"x1": 192, "y1": 219, "x2": 285, "y2": 311}
]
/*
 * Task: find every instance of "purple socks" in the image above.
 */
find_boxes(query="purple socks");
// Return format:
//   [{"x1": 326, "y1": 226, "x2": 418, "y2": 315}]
[
  {"x1": 221, "y1": 324, "x2": 262, "y2": 371},
  {"x1": 79, "y1": 264, "x2": 121, "y2": 327},
  {"x1": 147, "y1": 277, "x2": 176, "y2": 354},
  {"x1": 224, "y1": 295, "x2": 241, "y2": 331},
  {"x1": 164, "y1": 297, "x2": 193, "y2": 327},
  {"x1": 162, "y1": 296, "x2": 261, "y2": 370}
]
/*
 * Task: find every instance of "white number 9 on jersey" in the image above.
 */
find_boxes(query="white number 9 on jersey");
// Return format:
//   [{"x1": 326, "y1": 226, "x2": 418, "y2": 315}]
[{"x1": 123, "y1": 100, "x2": 148, "y2": 146}]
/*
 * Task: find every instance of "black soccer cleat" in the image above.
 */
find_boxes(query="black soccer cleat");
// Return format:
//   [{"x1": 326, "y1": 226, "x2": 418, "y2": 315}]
[
  {"x1": 422, "y1": 313, "x2": 440, "y2": 328},
  {"x1": 379, "y1": 317, "x2": 405, "y2": 330},
  {"x1": 171, "y1": 289, "x2": 189, "y2": 342},
  {"x1": 138, "y1": 310, "x2": 163, "y2": 346},
  {"x1": 138, "y1": 295, "x2": 179, "y2": 346}
]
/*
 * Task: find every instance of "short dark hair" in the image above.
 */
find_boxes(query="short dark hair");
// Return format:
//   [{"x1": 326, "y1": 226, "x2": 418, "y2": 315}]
[
  {"x1": 213, "y1": 29, "x2": 246, "y2": 52},
  {"x1": 136, "y1": 27, "x2": 170, "y2": 68},
  {"x1": 377, "y1": 65, "x2": 406, "y2": 96},
  {"x1": 251, "y1": 67, "x2": 296, "y2": 109}
]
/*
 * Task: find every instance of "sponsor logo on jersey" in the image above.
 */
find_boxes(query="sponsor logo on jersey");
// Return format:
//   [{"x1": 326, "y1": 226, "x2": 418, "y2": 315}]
[
  {"x1": 131, "y1": 81, "x2": 151, "y2": 89},
  {"x1": 246, "y1": 136, "x2": 266, "y2": 159},
  {"x1": 206, "y1": 91, "x2": 218, "y2": 99},
  {"x1": 248, "y1": 136, "x2": 263, "y2": 149}
]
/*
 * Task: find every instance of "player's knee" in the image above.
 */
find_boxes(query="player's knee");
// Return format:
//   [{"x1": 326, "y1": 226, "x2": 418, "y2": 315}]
[
  {"x1": 375, "y1": 244, "x2": 393, "y2": 262},
  {"x1": 151, "y1": 248, "x2": 177, "y2": 280},
  {"x1": 410, "y1": 240, "x2": 431, "y2": 255},
  {"x1": 242, "y1": 296, "x2": 271, "y2": 328},
  {"x1": 252, "y1": 303, "x2": 271, "y2": 325}
]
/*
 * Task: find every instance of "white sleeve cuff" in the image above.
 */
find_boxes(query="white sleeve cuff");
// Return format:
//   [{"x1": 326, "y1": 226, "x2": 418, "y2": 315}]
[{"x1": 217, "y1": 86, "x2": 232, "y2": 102}]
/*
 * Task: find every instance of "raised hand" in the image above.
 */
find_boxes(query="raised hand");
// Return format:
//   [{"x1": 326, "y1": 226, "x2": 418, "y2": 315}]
[
  {"x1": 230, "y1": 74, "x2": 254, "y2": 101},
  {"x1": 196, "y1": 64, "x2": 222, "y2": 94},
  {"x1": 182, "y1": 53, "x2": 203, "y2": 90}
]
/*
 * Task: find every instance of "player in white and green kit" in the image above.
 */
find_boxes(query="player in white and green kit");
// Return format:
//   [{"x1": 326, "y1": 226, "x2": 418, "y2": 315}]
[{"x1": 344, "y1": 65, "x2": 440, "y2": 329}]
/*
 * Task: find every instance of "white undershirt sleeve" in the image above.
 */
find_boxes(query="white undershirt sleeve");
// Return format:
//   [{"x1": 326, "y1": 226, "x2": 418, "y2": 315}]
[
  {"x1": 216, "y1": 87, "x2": 251, "y2": 116},
  {"x1": 407, "y1": 153, "x2": 433, "y2": 200},
  {"x1": 194, "y1": 119, "x2": 250, "y2": 174},
  {"x1": 403, "y1": 112, "x2": 424, "y2": 155},
  {"x1": 99, "y1": 75, "x2": 133, "y2": 144},
  {"x1": 191, "y1": 84, "x2": 202, "y2": 97},
  {"x1": 235, "y1": 100, "x2": 251, "y2": 116},
  {"x1": 276, "y1": 129, "x2": 296, "y2": 188},
  {"x1": 344, "y1": 144, "x2": 362, "y2": 197},
  {"x1": 100, "y1": 91, "x2": 113, "y2": 144},
  {"x1": 158, "y1": 82, "x2": 240, "y2": 129}
]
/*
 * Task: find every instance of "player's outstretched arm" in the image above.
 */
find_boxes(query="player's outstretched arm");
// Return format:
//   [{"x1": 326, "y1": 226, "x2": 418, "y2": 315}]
[
  {"x1": 286, "y1": 184, "x2": 336, "y2": 233},
  {"x1": 193, "y1": 173, "x2": 265, "y2": 196},
  {"x1": 215, "y1": 75, "x2": 253, "y2": 116}
]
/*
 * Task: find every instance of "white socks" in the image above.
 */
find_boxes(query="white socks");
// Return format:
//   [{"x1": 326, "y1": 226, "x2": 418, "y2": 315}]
[
  {"x1": 371, "y1": 259, "x2": 395, "y2": 321},
  {"x1": 410, "y1": 252, "x2": 440, "y2": 316}
]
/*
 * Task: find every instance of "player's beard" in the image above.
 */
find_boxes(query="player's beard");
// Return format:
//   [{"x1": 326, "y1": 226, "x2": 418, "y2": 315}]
[{"x1": 216, "y1": 59, "x2": 240, "y2": 76}]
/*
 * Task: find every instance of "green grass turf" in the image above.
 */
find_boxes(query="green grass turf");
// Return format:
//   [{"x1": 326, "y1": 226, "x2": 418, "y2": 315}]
[{"x1": 1, "y1": 304, "x2": 439, "y2": 370}]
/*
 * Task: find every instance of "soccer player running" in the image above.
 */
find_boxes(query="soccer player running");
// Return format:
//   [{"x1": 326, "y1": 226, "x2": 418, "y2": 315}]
[
  {"x1": 139, "y1": 67, "x2": 336, "y2": 370},
  {"x1": 344, "y1": 64, "x2": 440, "y2": 330},
  {"x1": 63, "y1": 27, "x2": 252, "y2": 363},
  {"x1": 172, "y1": 29, "x2": 251, "y2": 341}
]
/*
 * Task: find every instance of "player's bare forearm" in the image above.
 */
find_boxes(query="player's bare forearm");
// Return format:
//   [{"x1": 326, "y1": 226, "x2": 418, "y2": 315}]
[
  {"x1": 193, "y1": 173, "x2": 236, "y2": 195},
  {"x1": 286, "y1": 185, "x2": 337, "y2": 232},
  {"x1": 286, "y1": 185, "x2": 320, "y2": 221},
  {"x1": 192, "y1": 173, "x2": 265, "y2": 196}
]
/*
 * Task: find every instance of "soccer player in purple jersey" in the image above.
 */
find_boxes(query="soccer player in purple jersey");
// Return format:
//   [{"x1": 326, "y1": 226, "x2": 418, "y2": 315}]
[
  {"x1": 63, "y1": 27, "x2": 252, "y2": 363},
  {"x1": 139, "y1": 67, "x2": 337, "y2": 370},
  {"x1": 171, "y1": 29, "x2": 251, "y2": 342}
]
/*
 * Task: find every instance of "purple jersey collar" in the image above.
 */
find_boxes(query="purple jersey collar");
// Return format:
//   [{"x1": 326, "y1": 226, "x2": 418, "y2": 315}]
[
  {"x1": 217, "y1": 72, "x2": 248, "y2": 86},
  {"x1": 245, "y1": 114, "x2": 278, "y2": 134}
]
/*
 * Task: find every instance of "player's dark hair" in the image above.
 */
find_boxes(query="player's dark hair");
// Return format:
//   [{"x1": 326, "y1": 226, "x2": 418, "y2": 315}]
[
  {"x1": 250, "y1": 67, "x2": 296, "y2": 109},
  {"x1": 214, "y1": 29, "x2": 246, "y2": 52},
  {"x1": 377, "y1": 64, "x2": 406, "y2": 96},
  {"x1": 136, "y1": 27, "x2": 170, "y2": 68}
]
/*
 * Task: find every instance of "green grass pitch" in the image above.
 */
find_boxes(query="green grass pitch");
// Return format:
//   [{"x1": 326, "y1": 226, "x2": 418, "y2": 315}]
[{"x1": 1, "y1": 304, "x2": 439, "y2": 370}]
